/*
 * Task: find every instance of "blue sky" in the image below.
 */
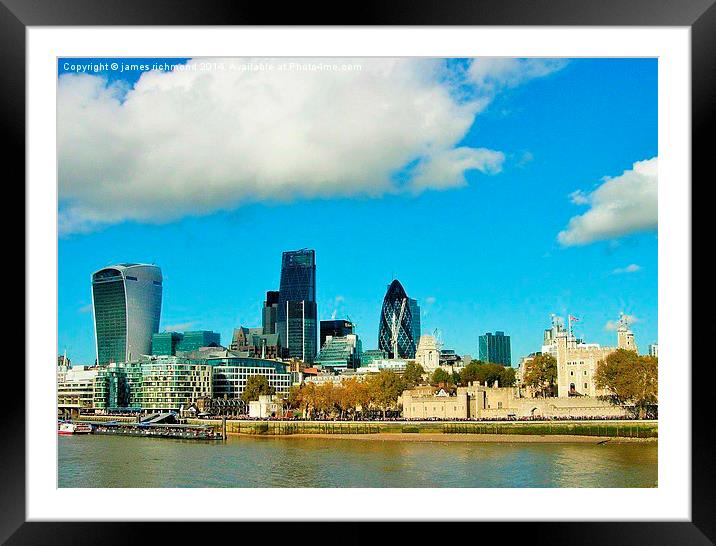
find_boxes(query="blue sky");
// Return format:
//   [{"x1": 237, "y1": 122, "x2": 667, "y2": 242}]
[{"x1": 57, "y1": 57, "x2": 658, "y2": 365}]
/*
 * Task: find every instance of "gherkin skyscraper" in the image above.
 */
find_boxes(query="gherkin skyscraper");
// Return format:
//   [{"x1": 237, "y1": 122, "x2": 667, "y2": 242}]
[{"x1": 378, "y1": 279, "x2": 417, "y2": 359}]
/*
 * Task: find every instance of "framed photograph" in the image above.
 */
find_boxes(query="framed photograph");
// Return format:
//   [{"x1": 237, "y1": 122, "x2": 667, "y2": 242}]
[{"x1": 6, "y1": 0, "x2": 712, "y2": 543}]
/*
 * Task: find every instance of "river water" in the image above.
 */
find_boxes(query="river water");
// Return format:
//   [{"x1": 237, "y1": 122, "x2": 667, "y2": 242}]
[{"x1": 58, "y1": 435, "x2": 657, "y2": 488}]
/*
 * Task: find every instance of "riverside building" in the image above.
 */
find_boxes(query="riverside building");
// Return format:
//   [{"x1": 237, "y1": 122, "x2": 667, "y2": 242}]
[
  {"x1": 94, "y1": 361, "x2": 143, "y2": 412},
  {"x1": 91, "y1": 263, "x2": 163, "y2": 365},
  {"x1": 137, "y1": 356, "x2": 213, "y2": 411},
  {"x1": 542, "y1": 314, "x2": 639, "y2": 398},
  {"x1": 401, "y1": 382, "x2": 632, "y2": 420},
  {"x1": 84, "y1": 354, "x2": 292, "y2": 414},
  {"x1": 209, "y1": 357, "x2": 292, "y2": 399},
  {"x1": 57, "y1": 366, "x2": 101, "y2": 415}
]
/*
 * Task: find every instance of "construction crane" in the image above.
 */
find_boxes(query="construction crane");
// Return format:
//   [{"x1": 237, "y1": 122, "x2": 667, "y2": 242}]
[
  {"x1": 433, "y1": 328, "x2": 444, "y2": 351},
  {"x1": 346, "y1": 315, "x2": 357, "y2": 332}
]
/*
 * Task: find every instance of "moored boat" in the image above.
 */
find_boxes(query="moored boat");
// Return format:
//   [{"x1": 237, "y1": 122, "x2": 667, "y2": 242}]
[{"x1": 58, "y1": 422, "x2": 93, "y2": 435}]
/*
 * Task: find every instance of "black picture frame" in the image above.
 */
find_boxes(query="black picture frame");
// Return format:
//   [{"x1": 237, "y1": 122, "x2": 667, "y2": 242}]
[{"x1": 4, "y1": 1, "x2": 712, "y2": 544}]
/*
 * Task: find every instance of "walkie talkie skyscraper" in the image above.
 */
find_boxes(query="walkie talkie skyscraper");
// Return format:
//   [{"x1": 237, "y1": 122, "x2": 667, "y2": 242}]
[{"x1": 91, "y1": 263, "x2": 162, "y2": 365}]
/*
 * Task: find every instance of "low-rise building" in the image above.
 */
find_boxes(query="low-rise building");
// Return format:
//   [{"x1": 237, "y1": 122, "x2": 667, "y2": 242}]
[
  {"x1": 316, "y1": 333, "x2": 362, "y2": 370},
  {"x1": 361, "y1": 349, "x2": 387, "y2": 367},
  {"x1": 94, "y1": 361, "x2": 143, "y2": 412},
  {"x1": 209, "y1": 357, "x2": 292, "y2": 399},
  {"x1": 138, "y1": 356, "x2": 213, "y2": 411},
  {"x1": 401, "y1": 382, "x2": 632, "y2": 420},
  {"x1": 357, "y1": 358, "x2": 409, "y2": 374},
  {"x1": 542, "y1": 314, "x2": 639, "y2": 397},
  {"x1": 57, "y1": 366, "x2": 100, "y2": 414},
  {"x1": 415, "y1": 335, "x2": 440, "y2": 372},
  {"x1": 248, "y1": 395, "x2": 284, "y2": 418},
  {"x1": 229, "y1": 326, "x2": 281, "y2": 360}
]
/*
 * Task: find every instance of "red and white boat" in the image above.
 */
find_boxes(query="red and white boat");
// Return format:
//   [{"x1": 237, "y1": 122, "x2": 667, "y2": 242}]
[{"x1": 58, "y1": 422, "x2": 93, "y2": 435}]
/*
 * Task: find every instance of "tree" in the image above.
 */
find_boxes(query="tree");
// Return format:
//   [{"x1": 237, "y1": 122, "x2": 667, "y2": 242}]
[
  {"x1": 315, "y1": 382, "x2": 341, "y2": 418},
  {"x1": 523, "y1": 354, "x2": 557, "y2": 397},
  {"x1": 299, "y1": 382, "x2": 317, "y2": 419},
  {"x1": 366, "y1": 370, "x2": 406, "y2": 418},
  {"x1": 402, "y1": 361, "x2": 425, "y2": 388},
  {"x1": 459, "y1": 361, "x2": 483, "y2": 385},
  {"x1": 287, "y1": 385, "x2": 302, "y2": 409},
  {"x1": 241, "y1": 374, "x2": 275, "y2": 403},
  {"x1": 430, "y1": 368, "x2": 451, "y2": 386},
  {"x1": 595, "y1": 349, "x2": 658, "y2": 418},
  {"x1": 459, "y1": 361, "x2": 515, "y2": 388},
  {"x1": 341, "y1": 378, "x2": 369, "y2": 419},
  {"x1": 499, "y1": 366, "x2": 516, "y2": 387}
]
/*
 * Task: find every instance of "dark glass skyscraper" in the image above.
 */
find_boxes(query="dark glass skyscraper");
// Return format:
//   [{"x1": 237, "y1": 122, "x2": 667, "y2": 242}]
[
  {"x1": 479, "y1": 331, "x2": 512, "y2": 366},
  {"x1": 262, "y1": 290, "x2": 279, "y2": 335},
  {"x1": 378, "y1": 279, "x2": 417, "y2": 359},
  {"x1": 92, "y1": 263, "x2": 162, "y2": 365},
  {"x1": 408, "y1": 298, "x2": 421, "y2": 347},
  {"x1": 320, "y1": 319, "x2": 354, "y2": 349},
  {"x1": 277, "y1": 249, "x2": 317, "y2": 363}
]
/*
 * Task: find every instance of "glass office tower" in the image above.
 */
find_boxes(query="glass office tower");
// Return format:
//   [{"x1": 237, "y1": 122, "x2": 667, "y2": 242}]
[
  {"x1": 151, "y1": 332, "x2": 183, "y2": 356},
  {"x1": 277, "y1": 249, "x2": 317, "y2": 363},
  {"x1": 176, "y1": 331, "x2": 221, "y2": 352},
  {"x1": 262, "y1": 290, "x2": 279, "y2": 335},
  {"x1": 408, "y1": 298, "x2": 421, "y2": 349},
  {"x1": 478, "y1": 331, "x2": 512, "y2": 366},
  {"x1": 378, "y1": 279, "x2": 417, "y2": 359},
  {"x1": 92, "y1": 263, "x2": 162, "y2": 365},
  {"x1": 320, "y1": 319, "x2": 355, "y2": 349}
]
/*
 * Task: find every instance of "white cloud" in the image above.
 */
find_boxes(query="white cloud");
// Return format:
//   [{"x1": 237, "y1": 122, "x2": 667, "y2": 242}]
[
  {"x1": 58, "y1": 57, "x2": 565, "y2": 234},
  {"x1": 330, "y1": 295, "x2": 345, "y2": 320},
  {"x1": 410, "y1": 147, "x2": 504, "y2": 192},
  {"x1": 77, "y1": 303, "x2": 93, "y2": 314},
  {"x1": 613, "y1": 264, "x2": 641, "y2": 274},
  {"x1": 569, "y1": 190, "x2": 590, "y2": 205},
  {"x1": 425, "y1": 296, "x2": 437, "y2": 305},
  {"x1": 467, "y1": 58, "x2": 568, "y2": 93},
  {"x1": 558, "y1": 157, "x2": 658, "y2": 246},
  {"x1": 162, "y1": 321, "x2": 198, "y2": 332},
  {"x1": 605, "y1": 314, "x2": 640, "y2": 331}
]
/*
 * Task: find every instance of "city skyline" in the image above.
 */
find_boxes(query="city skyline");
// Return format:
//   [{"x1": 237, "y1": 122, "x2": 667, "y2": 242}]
[{"x1": 58, "y1": 57, "x2": 658, "y2": 364}]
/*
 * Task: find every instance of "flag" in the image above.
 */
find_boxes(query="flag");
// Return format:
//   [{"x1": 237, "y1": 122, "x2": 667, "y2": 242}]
[{"x1": 569, "y1": 315, "x2": 580, "y2": 322}]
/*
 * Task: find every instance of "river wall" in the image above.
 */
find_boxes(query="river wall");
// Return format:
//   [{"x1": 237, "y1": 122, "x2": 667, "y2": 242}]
[{"x1": 182, "y1": 419, "x2": 658, "y2": 438}]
